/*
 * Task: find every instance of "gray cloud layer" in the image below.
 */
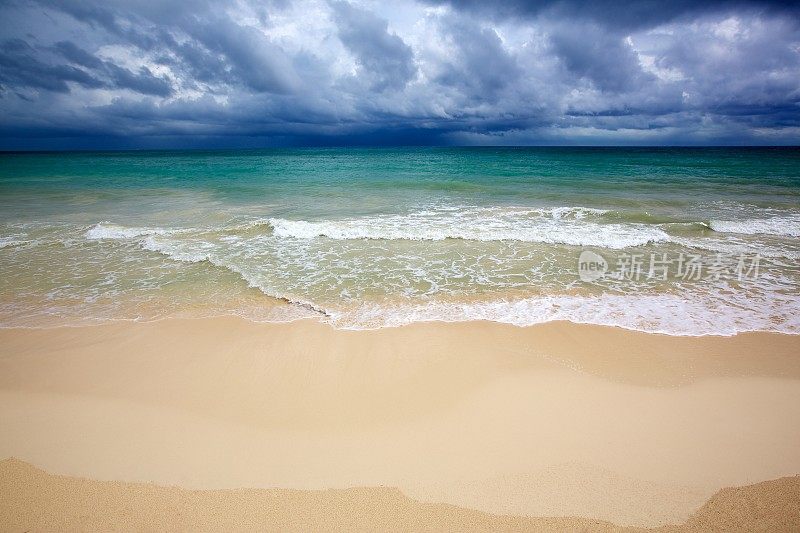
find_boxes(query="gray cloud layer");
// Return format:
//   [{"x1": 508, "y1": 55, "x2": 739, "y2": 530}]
[{"x1": 0, "y1": 0, "x2": 798, "y2": 148}]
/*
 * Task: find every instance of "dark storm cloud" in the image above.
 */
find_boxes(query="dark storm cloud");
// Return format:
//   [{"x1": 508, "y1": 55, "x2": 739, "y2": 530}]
[
  {"x1": 0, "y1": 0, "x2": 798, "y2": 148},
  {"x1": 548, "y1": 22, "x2": 650, "y2": 93},
  {"x1": 330, "y1": 1, "x2": 417, "y2": 91},
  {"x1": 425, "y1": 0, "x2": 800, "y2": 30},
  {"x1": 50, "y1": 41, "x2": 173, "y2": 96},
  {"x1": 52, "y1": 41, "x2": 104, "y2": 69},
  {"x1": 0, "y1": 36, "x2": 173, "y2": 97},
  {"x1": 0, "y1": 38, "x2": 103, "y2": 92},
  {"x1": 185, "y1": 17, "x2": 300, "y2": 94},
  {"x1": 433, "y1": 15, "x2": 521, "y2": 98},
  {"x1": 34, "y1": 0, "x2": 301, "y2": 94}
]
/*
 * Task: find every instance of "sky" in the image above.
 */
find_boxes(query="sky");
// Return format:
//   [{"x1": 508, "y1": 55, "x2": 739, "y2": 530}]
[{"x1": 0, "y1": 0, "x2": 799, "y2": 149}]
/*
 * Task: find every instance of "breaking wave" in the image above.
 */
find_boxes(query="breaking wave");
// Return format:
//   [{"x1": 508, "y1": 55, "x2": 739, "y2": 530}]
[
  {"x1": 268, "y1": 206, "x2": 669, "y2": 248},
  {"x1": 85, "y1": 222, "x2": 170, "y2": 240},
  {"x1": 84, "y1": 207, "x2": 677, "y2": 249},
  {"x1": 709, "y1": 214, "x2": 800, "y2": 237}
]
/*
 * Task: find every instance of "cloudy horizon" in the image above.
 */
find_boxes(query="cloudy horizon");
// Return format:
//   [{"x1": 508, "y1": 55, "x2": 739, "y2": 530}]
[{"x1": 1, "y1": 0, "x2": 799, "y2": 149}]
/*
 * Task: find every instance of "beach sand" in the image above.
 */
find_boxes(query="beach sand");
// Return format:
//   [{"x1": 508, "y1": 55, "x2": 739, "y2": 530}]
[
  {"x1": 1, "y1": 459, "x2": 798, "y2": 532},
  {"x1": 1, "y1": 318, "x2": 799, "y2": 530}
]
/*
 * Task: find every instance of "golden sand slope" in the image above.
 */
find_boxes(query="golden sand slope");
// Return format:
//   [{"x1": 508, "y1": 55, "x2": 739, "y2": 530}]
[
  {"x1": 1, "y1": 459, "x2": 798, "y2": 532},
  {"x1": 672, "y1": 475, "x2": 800, "y2": 532}
]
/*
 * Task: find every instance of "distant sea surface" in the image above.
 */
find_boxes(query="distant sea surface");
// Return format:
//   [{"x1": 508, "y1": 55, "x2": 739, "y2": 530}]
[{"x1": 1, "y1": 147, "x2": 798, "y2": 335}]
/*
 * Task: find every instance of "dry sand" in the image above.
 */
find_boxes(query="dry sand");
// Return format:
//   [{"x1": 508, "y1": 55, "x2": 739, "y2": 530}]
[
  {"x1": 2, "y1": 458, "x2": 798, "y2": 532},
  {"x1": 1, "y1": 318, "x2": 799, "y2": 529}
]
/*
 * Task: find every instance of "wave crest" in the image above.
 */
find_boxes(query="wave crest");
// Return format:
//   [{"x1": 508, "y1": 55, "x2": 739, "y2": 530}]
[
  {"x1": 710, "y1": 215, "x2": 800, "y2": 237},
  {"x1": 269, "y1": 206, "x2": 668, "y2": 248},
  {"x1": 85, "y1": 222, "x2": 168, "y2": 240}
]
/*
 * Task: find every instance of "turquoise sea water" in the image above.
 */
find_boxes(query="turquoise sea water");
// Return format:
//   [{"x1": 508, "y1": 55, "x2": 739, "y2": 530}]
[{"x1": 1, "y1": 147, "x2": 798, "y2": 334}]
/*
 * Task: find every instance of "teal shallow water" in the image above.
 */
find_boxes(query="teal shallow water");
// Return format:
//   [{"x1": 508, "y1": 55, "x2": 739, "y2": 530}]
[{"x1": 1, "y1": 147, "x2": 799, "y2": 334}]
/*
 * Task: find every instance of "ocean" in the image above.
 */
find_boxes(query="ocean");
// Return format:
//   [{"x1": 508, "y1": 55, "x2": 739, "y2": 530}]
[{"x1": 1, "y1": 147, "x2": 798, "y2": 334}]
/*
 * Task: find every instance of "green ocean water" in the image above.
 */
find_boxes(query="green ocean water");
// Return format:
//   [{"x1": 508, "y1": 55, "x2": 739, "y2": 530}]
[{"x1": 1, "y1": 147, "x2": 798, "y2": 334}]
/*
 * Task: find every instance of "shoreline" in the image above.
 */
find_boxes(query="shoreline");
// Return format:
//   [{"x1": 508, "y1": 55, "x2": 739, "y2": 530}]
[
  {"x1": 3, "y1": 309, "x2": 800, "y2": 336},
  {"x1": 1, "y1": 318, "x2": 799, "y2": 527}
]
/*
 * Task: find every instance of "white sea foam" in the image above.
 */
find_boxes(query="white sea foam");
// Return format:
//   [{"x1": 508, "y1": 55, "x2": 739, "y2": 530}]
[
  {"x1": 85, "y1": 222, "x2": 168, "y2": 240},
  {"x1": 141, "y1": 235, "x2": 212, "y2": 263},
  {"x1": 70, "y1": 211, "x2": 799, "y2": 337},
  {"x1": 268, "y1": 206, "x2": 667, "y2": 248},
  {"x1": 84, "y1": 206, "x2": 728, "y2": 250},
  {"x1": 710, "y1": 214, "x2": 800, "y2": 237},
  {"x1": 0, "y1": 236, "x2": 30, "y2": 248},
  {"x1": 668, "y1": 236, "x2": 800, "y2": 260},
  {"x1": 545, "y1": 206, "x2": 609, "y2": 219},
  {"x1": 323, "y1": 292, "x2": 800, "y2": 336}
]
